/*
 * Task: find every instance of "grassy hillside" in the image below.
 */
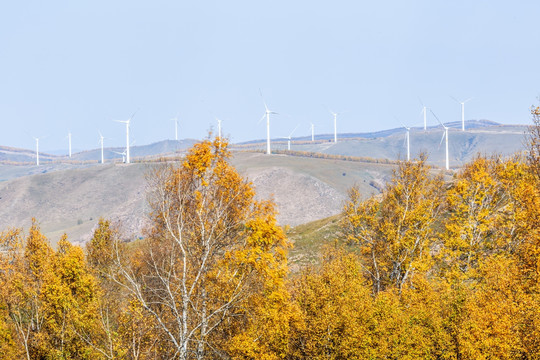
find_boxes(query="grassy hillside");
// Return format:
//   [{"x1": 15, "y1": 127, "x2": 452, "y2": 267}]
[
  {"x1": 286, "y1": 214, "x2": 344, "y2": 271},
  {"x1": 0, "y1": 152, "x2": 398, "y2": 244},
  {"x1": 234, "y1": 124, "x2": 528, "y2": 169}
]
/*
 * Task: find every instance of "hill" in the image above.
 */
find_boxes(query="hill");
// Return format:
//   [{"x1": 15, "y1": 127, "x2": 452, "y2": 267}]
[
  {"x1": 233, "y1": 122, "x2": 528, "y2": 168},
  {"x1": 0, "y1": 152, "x2": 398, "y2": 245},
  {"x1": 0, "y1": 120, "x2": 531, "y2": 245},
  {"x1": 0, "y1": 139, "x2": 198, "y2": 165}
]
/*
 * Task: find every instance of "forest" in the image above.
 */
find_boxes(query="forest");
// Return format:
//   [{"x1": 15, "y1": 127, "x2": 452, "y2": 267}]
[{"x1": 2, "y1": 109, "x2": 540, "y2": 359}]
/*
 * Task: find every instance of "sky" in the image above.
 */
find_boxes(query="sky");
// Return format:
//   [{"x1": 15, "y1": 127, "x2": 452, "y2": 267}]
[{"x1": 1, "y1": 0, "x2": 540, "y2": 152}]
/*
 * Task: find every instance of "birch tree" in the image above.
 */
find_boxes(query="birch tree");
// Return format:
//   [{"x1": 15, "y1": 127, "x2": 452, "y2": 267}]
[{"x1": 108, "y1": 138, "x2": 292, "y2": 359}]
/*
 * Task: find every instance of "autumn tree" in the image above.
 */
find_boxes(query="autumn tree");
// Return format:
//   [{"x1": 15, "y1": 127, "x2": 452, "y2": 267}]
[
  {"x1": 106, "y1": 138, "x2": 293, "y2": 359},
  {"x1": 0, "y1": 221, "x2": 101, "y2": 359},
  {"x1": 342, "y1": 155, "x2": 444, "y2": 294},
  {"x1": 440, "y1": 156, "x2": 518, "y2": 280}
]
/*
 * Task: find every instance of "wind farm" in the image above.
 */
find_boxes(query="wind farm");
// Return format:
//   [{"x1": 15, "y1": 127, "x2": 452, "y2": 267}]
[{"x1": 3, "y1": 2, "x2": 540, "y2": 357}]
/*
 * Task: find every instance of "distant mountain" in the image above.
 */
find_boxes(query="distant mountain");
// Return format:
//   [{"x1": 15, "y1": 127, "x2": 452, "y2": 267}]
[
  {"x1": 233, "y1": 121, "x2": 529, "y2": 169},
  {"x1": 239, "y1": 119, "x2": 503, "y2": 144},
  {"x1": 0, "y1": 146, "x2": 58, "y2": 163},
  {"x1": 0, "y1": 139, "x2": 198, "y2": 164},
  {"x1": 71, "y1": 139, "x2": 198, "y2": 161},
  {"x1": 0, "y1": 120, "x2": 532, "y2": 245},
  {"x1": 0, "y1": 153, "x2": 398, "y2": 244}
]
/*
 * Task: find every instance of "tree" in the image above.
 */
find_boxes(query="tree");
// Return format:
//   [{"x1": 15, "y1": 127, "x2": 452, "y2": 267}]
[
  {"x1": 440, "y1": 156, "x2": 515, "y2": 279},
  {"x1": 288, "y1": 246, "x2": 374, "y2": 359},
  {"x1": 106, "y1": 138, "x2": 293, "y2": 359},
  {"x1": 342, "y1": 155, "x2": 444, "y2": 294},
  {"x1": 0, "y1": 221, "x2": 101, "y2": 359}
]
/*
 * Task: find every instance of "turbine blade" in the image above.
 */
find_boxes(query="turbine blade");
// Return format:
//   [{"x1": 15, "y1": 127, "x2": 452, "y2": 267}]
[
  {"x1": 259, "y1": 88, "x2": 270, "y2": 112},
  {"x1": 289, "y1": 124, "x2": 300, "y2": 137},
  {"x1": 439, "y1": 131, "x2": 446, "y2": 148},
  {"x1": 429, "y1": 109, "x2": 444, "y2": 127},
  {"x1": 463, "y1": 97, "x2": 473, "y2": 103},
  {"x1": 129, "y1": 108, "x2": 139, "y2": 120},
  {"x1": 450, "y1": 95, "x2": 459, "y2": 103}
]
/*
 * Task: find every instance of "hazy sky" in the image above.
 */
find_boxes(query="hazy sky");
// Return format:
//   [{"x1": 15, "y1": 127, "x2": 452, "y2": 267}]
[{"x1": 1, "y1": 1, "x2": 539, "y2": 152}]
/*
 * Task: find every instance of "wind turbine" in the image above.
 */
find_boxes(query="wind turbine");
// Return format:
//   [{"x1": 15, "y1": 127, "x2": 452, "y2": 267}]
[
  {"x1": 98, "y1": 131, "x2": 106, "y2": 164},
  {"x1": 259, "y1": 90, "x2": 278, "y2": 155},
  {"x1": 310, "y1": 123, "x2": 315, "y2": 142},
  {"x1": 67, "y1": 131, "x2": 72, "y2": 158},
  {"x1": 113, "y1": 150, "x2": 127, "y2": 163},
  {"x1": 396, "y1": 116, "x2": 411, "y2": 162},
  {"x1": 329, "y1": 110, "x2": 341, "y2": 143},
  {"x1": 171, "y1": 114, "x2": 179, "y2": 141},
  {"x1": 33, "y1": 137, "x2": 41, "y2": 166},
  {"x1": 403, "y1": 125, "x2": 411, "y2": 162},
  {"x1": 418, "y1": 98, "x2": 428, "y2": 131},
  {"x1": 283, "y1": 124, "x2": 299, "y2": 151},
  {"x1": 430, "y1": 109, "x2": 450, "y2": 170},
  {"x1": 216, "y1": 118, "x2": 222, "y2": 139},
  {"x1": 451, "y1": 96, "x2": 472, "y2": 131},
  {"x1": 114, "y1": 110, "x2": 137, "y2": 164}
]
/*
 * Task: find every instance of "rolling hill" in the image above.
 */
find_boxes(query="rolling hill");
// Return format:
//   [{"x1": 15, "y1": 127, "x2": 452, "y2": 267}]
[
  {"x1": 0, "y1": 120, "x2": 532, "y2": 246},
  {"x1": 0, "y1": 152, "x2": 398, "y2": 245}
]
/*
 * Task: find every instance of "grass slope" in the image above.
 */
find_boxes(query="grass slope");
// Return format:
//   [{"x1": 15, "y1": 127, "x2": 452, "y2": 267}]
[{"x1": 0, "y1": 152, "x2": 398, "y2": 244}]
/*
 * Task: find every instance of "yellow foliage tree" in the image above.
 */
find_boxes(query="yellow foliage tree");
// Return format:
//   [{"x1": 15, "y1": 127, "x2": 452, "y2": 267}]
[
  {"x1": 104, "y1": 138, "x2": 294, "y2": 359},
  {"x1": 0, "y1": 221, "x2": 102, "y2": 359},
  {"x1": 342, "y1": 155, "x2": 444, "y2": 294}
]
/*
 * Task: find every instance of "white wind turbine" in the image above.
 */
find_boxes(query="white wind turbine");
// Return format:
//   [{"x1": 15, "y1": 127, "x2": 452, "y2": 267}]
[
  {"x1": 98, "y1": 131, "x2": 107, "y2": 164},
  {"x1": 403, "y1": 125, "x2": 411, "y2": 162},
  {"x1": 113, "y1": 150, "x2": 127, "y2": 163},
  {"x1": 216, "y1": 118, "x2": 222, "y2": 139},
  {"x1": 33, "y1": 137, "x2": 41, "y2": 166},
  {"x1": 430, "y1": 109, "x2": 450, "y2": 170},
  {"x1": 67, "y1": 131, "x2": 72, "y2": 158},
  {"x1": 283, "y1": 124, "x2": 299, "y2": 151},
  {"x1": 171, "y1": 113, "x2": 179, "y2": 141},
  {"x1": 114, "y1": 110, "x2": 137, "y2": 164},
  {"x1": 310, "y1": 123, "x2": 315, "y2": 142},
  {"x1": 418, "y1": 98, "x2": 428, "y2": 131},
  {"x1": 329, "y1": 109, "x2": 341, "y2": 143},
  {"x1": 396, "y1": 117, "x2": 411, "y2": 162},
  {"x1": 259, "y1": 90, "x2": 278, "y2": 155},
  {"x1": 451, "y1": 96, "x2": 472, "y2": 131}
]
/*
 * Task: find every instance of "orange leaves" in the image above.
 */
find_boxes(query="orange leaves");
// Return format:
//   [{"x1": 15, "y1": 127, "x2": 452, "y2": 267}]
[
  {"x1": 0, "y1": 223, "x2": 102, "y2": 359},
  {"x1": 343, "y1": 155, "x2": 443, "y2": 294}
]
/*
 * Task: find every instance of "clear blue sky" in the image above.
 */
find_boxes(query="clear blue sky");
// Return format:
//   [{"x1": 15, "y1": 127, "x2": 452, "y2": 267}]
[{"x1": 1, "y1": 0, "x2": 539, "y2": 152}]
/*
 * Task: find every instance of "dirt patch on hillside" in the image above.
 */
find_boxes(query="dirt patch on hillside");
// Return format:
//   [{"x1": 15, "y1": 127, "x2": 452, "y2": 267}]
[{"x1": 244, "y1": 167, "x2": 346, "y2": 226}]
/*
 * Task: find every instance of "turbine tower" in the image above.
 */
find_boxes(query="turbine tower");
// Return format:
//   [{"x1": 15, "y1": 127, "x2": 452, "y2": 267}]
[
  {"x1": 418, "y1": 98, "x2": 428, "y2": 131},
  {"x1": 310, "y1": 123, "x2": 315, "y2": 142},
  {"x1": 329, "y1": 110, "x2": 340, "y2": 143},
  {"x1": 171, "y1": 114, "x2": 179, "y2": 141},
  {"x1": 98, "y1": 131, "x2": 105, "y2": 164},
  {"x1": 33, "y1": 137, "x2": 40, "y2": 166},
  {"x1": 259, "y1": 90, "x2": 278, "y2": 155},
  {"x1": 396, "y1": 116, "x2": 411, "y2": 162},
  {"x1": 217, "y1": 118, "x2": 222, "y2": 139},
  {"x1": 431, "y1": 109, "x2": 450, "y2": 170},
  {"x1": 68, "y1": 131, "x2": 72, "y2": 158},
  {"x1": 114, "y1": 110, "x2": 137, "y2": 164},
  {"x1": 404, "y1": 126, "x2": 410, "y2": 161},
  {"x1": 451, "y1": 96, "x2": 472, "y2": 131}
]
